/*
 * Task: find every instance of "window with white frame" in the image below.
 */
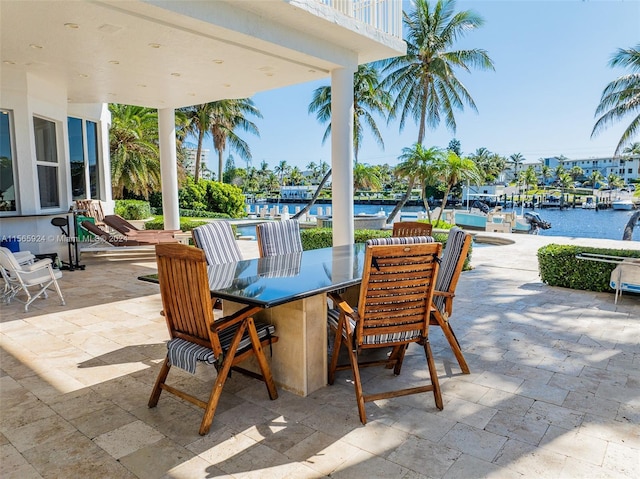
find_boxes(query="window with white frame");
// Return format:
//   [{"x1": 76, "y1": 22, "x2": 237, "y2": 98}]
[
  {"x1": 0, "y1": 109, "x2": 17, "y2": 212},
  {"x1": 34, "y1": 116, "x2": 60, "y2": 208},
  {"x1": 68, "y1": 117, "x2": 102, "y2": 200}
]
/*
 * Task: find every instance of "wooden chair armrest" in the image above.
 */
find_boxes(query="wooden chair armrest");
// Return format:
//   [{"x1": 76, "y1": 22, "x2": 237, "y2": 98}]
[
  {"x1": 433, "y1": 290, "x2": 455, "y2": 299},
  {"x1": 328, "y1": 292, "x2": 358, "y2": 320},
  {"x1": 211, "y1": 305, "x2": 262, "y2": 333}
]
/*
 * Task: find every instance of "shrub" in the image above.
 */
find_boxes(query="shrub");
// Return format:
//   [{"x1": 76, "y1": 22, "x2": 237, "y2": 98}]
[
  {"x1": 145, "y1": 217, "x2": 208, "y2": 232},
  {"x1": 114, "y1": 200, "x2": 151, "y2": 220},
  {"x1": 178, "y1": 178, "x2": 246, "y2": 218},
  {"x1": 538, "y1": 244, "x2": 640, "y2": 292}
]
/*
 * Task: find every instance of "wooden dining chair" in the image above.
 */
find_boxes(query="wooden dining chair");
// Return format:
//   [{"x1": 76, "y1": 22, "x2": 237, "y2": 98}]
[
  {"x1": 327, "y1": 240, "x2": 443, "y2": 424},
  {"x1": 255, "y1": 220, "x2": 303, "y2": 257},
  {"x1": 149, "y1": 243, "x2": 278, "y2": 435},
  {"x1": 392, "y1": 221, "x2": 433, "y2": 238},
  {"x1": 429, "y1": 227, "x2": 472, "y2": 374}
]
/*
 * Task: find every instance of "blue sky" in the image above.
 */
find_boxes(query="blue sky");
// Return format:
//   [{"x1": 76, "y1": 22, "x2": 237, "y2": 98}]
[{"x1": 194, "y1": 0, "x2": 639, "y2": 172}]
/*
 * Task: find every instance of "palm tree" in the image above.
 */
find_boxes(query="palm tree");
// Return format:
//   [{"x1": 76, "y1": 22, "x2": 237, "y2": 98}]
[
  {"x1": 519, "y1": 165, "x2": 538, "y2": 195},
  {"x1": 569, "y1": 166, "x2": 584, "y2": 182},
  {"x1": 434, "y1": 151, "x2": 482, "y2": 222},
  {"x1": 379, "y1": 0, "x2": 494, "y2": 220},
  {"x1": 540, "y1": 164, "x2": 552, "y2": 187},
  {"x1": 395, "y1": 144, "x2": 443, "y2": 220},
  {"x1": 622, "y1": 142, "x2": 640, "y2": 156},
  {"x1": 509, "y1": 153, "x2": 525, "y2": 181},
  {"x1": 274, "y1": 160, "x2": 290, "y2": 186},
  {"x1": 588, "y1": 170, "x2": 605, "y2": 189},
  {"x1": 592, "y1": 44, "x2": 640, "y2": 155},
  {"x1": 108, "y1": 104, "x2": 161, "y2": 199},
  {"x1": 296, "y1": 64, "x2": 391, "y2": 220},
  {"x1": 181, "y1": 104, "x2": 214, "y2": 181},
  {"x1": 208, "y1": 99, "x2": 262, "y2": 183},
  {"x1": 308, "y1": 63, "x2": 390, "y2": 164},
  {"x1": 353, "y1": 163, "x2": 382, "y2": 192}
]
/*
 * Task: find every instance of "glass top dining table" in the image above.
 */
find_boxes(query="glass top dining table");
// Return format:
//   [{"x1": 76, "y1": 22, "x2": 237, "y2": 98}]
[
  {"x1": 140, "y1": 243, "x2": 367, "y2": 308},
  {"x1": 139, "y1": 243, "x2": 367, "y2": 396}
]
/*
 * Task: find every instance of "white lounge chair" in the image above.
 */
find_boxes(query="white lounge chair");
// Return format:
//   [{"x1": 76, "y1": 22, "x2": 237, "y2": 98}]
[{"x1": 0, "y1": 247, "x2": 65, "y2": 311}]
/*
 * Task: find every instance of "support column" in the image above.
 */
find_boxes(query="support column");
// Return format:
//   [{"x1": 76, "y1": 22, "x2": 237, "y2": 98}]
[
  {"x1": 331, "y1": 65, "x2": 356, "y2": 246},
  {"x1": 158, "y1": 108, "x2": 180, "y2": 231}
]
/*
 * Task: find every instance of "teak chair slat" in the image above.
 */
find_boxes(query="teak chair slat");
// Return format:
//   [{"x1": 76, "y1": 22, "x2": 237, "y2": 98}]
[
  {"x1": 149, "y1": 243, "x2": 278, "y2": 435},
  {"x1": 327, "y1": 240, "x2": 443, "y2": 424},
  {"x1": 392, "y1": 221, "x2": 433, "y2": 238}
]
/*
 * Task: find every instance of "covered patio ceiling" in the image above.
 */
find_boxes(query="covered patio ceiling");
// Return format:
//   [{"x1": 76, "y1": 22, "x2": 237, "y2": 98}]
[{"x1": 1, "y1": 0, "x2": 405, "y2": 109}]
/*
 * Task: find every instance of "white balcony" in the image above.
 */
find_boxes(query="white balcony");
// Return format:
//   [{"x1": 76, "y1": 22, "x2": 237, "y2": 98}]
[{"x1": 318, "y1": 0, "x2": 403, "y2": 38}]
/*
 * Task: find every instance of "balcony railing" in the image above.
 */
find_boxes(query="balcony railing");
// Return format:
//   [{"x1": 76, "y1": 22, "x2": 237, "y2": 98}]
[{"x1": 318, "y1": 0, "x2": 403, "y2": 39}]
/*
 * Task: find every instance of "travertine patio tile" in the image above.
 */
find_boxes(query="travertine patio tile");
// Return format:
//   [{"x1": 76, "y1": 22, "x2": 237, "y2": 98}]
[
  {"x1": 601, "y1": 441, "x2": 640, "y2": 478},
  {"x1": 1, "y1": 443, "x2": 44, "y2": 479},
  {"x1": 539, "y1": 425, "x2": 608, "y2": 466},
  {"x1": 387, "y1": 435, "x2": 461, "y2": 477},
  {"x1": 559, "y1": 456, "x2": 626, "y2": 479},
  {"x1": 579, "y1": 413, "x2": 640, "y2": 449},
  {"x1": 515, "y1": 380, "x2": 569, "y2": 405},
  {"x1": 443, "y1": 453, "x2": 523, "y2": 479},
  {"x1": 286, "y1": 435, "x2": 361, "y2": 476},
  {"x1": 21, "y1": 430, "x2": 135, "y2": 479},
  {"x1": 439, "y1": 423, "x2": 507, "y2": 461},
  {"x1": 93, "y1": 419, "x2": 165, "y2": 459},
  {"x1": 524, "y1": 400, "x2": 584, "y2": 430},
  {"x1": 390, "y1": 408, "x2": 456, "y2": 443},
  {"x1": 473, "y1": 371, "x2": 524, "y2": 394},
  {"x1": 484, "y1": 410, "x2": 549, "y2": 446},
  {"x1": 494, "y1": 438, "x2": 567, "y2": 478},
  {"x1": 160, "y1": 455, "x2": 230, "y2": 479},
  {"x1": 440, "y1": 396, "x2": 498, "y2": 429},
  {"x1": 242, "y1": 418, "x2": 316, "y2": 454},
  {"x1": 118, "y1": 437, "x2": 194, "y2": 479},
  {"x1": 477, "y1": 388, "x2": 535, "y2": 417},
  {"x1": 331, "y1": 449, "x2": 409, "y2": 479},
  {"x1": 561, "y1": 391, "x2": 620, "y2": 419}
]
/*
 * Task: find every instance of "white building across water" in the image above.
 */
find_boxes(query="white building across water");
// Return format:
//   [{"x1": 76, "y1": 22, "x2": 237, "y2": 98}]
[{"x1": 1, "y1": 0, "x2": 405, "y2": 256}]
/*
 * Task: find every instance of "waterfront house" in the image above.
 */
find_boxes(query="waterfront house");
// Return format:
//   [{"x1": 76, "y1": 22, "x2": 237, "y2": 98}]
[{"x1": 1, "y1": 0, "x2": 405, "y2": 256}]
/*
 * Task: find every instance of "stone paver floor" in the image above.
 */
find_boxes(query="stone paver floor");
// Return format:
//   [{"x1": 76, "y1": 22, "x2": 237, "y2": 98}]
[{"x1": 1, "y1": 235, "x2": 639, "y2": 478}]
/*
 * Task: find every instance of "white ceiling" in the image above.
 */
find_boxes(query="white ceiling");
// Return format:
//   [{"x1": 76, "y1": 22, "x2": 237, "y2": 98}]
[{"x1": 1, "y1": 0, "x2": 405, "y2": 109}]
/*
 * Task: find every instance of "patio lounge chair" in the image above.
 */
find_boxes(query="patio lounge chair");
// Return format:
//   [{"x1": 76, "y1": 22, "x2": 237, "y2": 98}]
[
  {"x1": 0, "y1": 246, "x2": 65, "y2": 311},
  {"x1": 80, "y1": 221, "x2": 178, "y2": 247},
  {"x1": 327, "y1": 240, "x2": 443, "y2": 424},
  {"x1": 103, "y1": 214, "x2": 181, "y2": 237},
  {"x1": 392, "y1": 221, "x2": 433, "y2": 238},
  {"x1": 255, "y1": 220, "x2": 303, "y2": 257},
  {"x1": 149, "y1": 243, "x2": 278, "y2": 435}
]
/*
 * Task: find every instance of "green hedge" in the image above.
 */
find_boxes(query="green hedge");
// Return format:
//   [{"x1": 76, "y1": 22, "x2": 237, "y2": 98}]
[
  {"x1": 538, "y1": 244, "x2": 640, "y2": 292},
  {"x1": 150, "y1": 207, "x2": 231, "y2": 219},
  {"x1": 145, "y1": 218, "x2": 208, "y2": 232},
  {"x1": 114, "y1": 200, "x2": 151, "y2": 220}
]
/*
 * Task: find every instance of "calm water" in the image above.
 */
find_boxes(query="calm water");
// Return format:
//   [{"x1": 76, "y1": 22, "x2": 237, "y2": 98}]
[{"x1": 246, "y1": 201, "x2": 639, "y2": 242}]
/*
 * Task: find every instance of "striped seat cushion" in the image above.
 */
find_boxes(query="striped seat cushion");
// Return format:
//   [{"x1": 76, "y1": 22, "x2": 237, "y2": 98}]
[
  {"x1": 167, "y1": 320, "x2": 275, "y2": 374},
  {"x1": 366, "y1": 236, "x2": 434, "y2": 246},
  {"x1": 257, "y1": 220, "x2": 303, "y2": 257},
  {"x1": 433, "y1": 227, "x2": 467, "y2": 313},
  {"x1": 327, "y1": 308, "x2": 422, "y2": 345},
  {"x1": 192, "y1": 221, "x2": 242, "y2": 265}
]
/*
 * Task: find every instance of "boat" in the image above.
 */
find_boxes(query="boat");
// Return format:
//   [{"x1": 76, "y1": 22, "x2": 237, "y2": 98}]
[
  {"x1": 451, "y1": 201, "x2": 551, "y2": 234},
  {"x1": 581, "y1": 196, "x2": 597, "y2": 209},
  {"x1": 611, "y1": 199, "x2": 635, "y2": 210}
]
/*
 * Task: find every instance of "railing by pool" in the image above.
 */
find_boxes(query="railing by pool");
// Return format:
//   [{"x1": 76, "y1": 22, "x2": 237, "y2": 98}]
[{"x1": 317, "y1": 0, "x2": 403, "y2": 38}]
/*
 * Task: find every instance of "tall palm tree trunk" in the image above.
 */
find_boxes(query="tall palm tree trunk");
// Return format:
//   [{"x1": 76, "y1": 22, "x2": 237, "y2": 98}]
[
  {"x1": 292, "y1": 169, "x2": 332, "y2": 220},
  {"x1": 386, "y1": 177, "x2": 415, "y2": 224},
  {"x1": 623, "y1": 210, "x2": 640, "y2": 240},
  {"x1": 195, "y1": 131, "x2": 204, "y2": 182}
]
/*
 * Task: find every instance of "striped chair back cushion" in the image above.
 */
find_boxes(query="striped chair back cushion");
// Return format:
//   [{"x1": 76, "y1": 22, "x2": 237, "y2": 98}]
[
  {"x1": 366, "y1": 236, "x2": 434, "y2": 246},
  {"x1": 192, "y1": 221, "x2": 242, "y2": 265},
  {"x1": 433, "y1": 227, "x2": 468, "y2": 312},
  {"x1": 256, "y1": 220, "x2": 303, "y2": 257}
]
